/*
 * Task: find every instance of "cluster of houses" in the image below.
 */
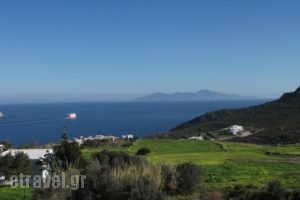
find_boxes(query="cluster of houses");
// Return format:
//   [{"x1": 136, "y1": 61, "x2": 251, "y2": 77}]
[
  {"x1": 73, "y1": 134, "x2": 134, "y2": 146},
  {"x1": 186, "y1": 124, "x2": 244, "y2": 141}
]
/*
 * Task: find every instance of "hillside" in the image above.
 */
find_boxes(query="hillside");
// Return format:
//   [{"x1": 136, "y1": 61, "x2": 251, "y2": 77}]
[
  {"x1": 167, "y1": 87, "x2": 300, "y2": 144},
  {"x1": 135, "y1": 90, "x2": 251, "y2": 101}
]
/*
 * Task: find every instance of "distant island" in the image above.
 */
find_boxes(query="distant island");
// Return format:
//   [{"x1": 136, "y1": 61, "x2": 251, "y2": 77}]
[
  {"x1": 135, "y1": 90, "x2": 253, "y2": 101},
  {"x1": 166, "y1": 86, "x2": 300, "y2": 144}
]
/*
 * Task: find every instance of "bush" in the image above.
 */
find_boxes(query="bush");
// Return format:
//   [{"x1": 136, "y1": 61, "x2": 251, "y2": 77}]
[
  {"x1": 176, "y1": 162, "x2": 204, "y2": 195},
  {"x1": 92, "y1": 150, "x2": 144, "y2": 169},
  {"x1": 136, "y1": 147, "x2": 151, "y2": 156},
  {"x1": 122, "y1": 177, "x2": 165, "y2": 200},
  {"x1": 160, "y1": 165, "x2": 177, "y2": 195},
  {"x1": 226, "y1": 182, "x2": 300, "y2": 200},
  {"x1": 74, "y1": 160, "x2": 165, "y2": 200}
]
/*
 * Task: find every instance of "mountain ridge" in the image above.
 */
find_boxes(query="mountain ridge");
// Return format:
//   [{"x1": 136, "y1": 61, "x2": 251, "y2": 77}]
[
  {"x1": 135, "y1": 90, "x2": 253, "y2": 101},
  {"x1": 166, "y1": 86, "x2": 300, "y2": 144}
]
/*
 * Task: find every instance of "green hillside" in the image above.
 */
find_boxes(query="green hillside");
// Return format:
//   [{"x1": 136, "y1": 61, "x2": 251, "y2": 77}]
[{"x1": 168, "y1": 87, "x2": 300, "y2": 144}]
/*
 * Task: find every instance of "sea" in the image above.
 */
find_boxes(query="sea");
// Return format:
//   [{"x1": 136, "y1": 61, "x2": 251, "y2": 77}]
[{"x1": 0, "y1": 100, "x2": 269, "y2": 145}]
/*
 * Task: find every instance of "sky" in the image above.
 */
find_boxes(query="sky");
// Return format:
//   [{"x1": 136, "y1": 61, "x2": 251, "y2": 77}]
[{"x1": 0, "y1": 0, "x2": 300, "y2": 103}]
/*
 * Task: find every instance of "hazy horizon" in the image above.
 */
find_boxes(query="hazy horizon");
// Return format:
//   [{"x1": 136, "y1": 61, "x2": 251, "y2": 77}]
[{"x1": 0, "y1": 89, "x2": 279, "y2": 105}]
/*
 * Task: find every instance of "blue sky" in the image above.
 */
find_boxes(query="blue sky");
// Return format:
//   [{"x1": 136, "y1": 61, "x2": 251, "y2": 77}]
[{"x1": 0, "y1": 0, "x2": 299, "y2": 103}]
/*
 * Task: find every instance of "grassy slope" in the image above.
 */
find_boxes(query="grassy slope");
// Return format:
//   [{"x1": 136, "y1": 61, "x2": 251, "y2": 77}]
[{"x1": 82, "y1": 139, "x2": 300, "y2": 189}]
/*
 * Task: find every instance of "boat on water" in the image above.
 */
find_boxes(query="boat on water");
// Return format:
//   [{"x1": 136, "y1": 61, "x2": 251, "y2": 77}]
[
  {"x1": 67, "y1": 113, "x2": 77, "y2": 119},
  {"x1": 0, "y1": 112, "x2": 4, "y2": 118}
]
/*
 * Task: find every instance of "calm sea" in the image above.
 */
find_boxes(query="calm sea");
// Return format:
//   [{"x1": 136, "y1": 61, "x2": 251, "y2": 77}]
[{"x1": 0, "y1": 100, "x2": 268, "y2": 145}]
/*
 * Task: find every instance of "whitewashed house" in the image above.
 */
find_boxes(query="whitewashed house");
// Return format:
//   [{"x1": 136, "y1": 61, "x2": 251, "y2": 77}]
[
  {"x1": 188, "y1": 136, "x2": 204, "y2": 140},
  {"x1": 0, "y1": 144, "x2": 4, "y2": 152},
  {"x1": 95, "y1": 135, "x2": 116, "y2": 141},
  {"x1": 122, "y1": 134, "x2": 134, "y2": 140},
  {"x1": 1, "y1": 149, "x2": 53, "y2": 159},
  {"x1": 227, "y1": 125, "x2": 244, "y2": 135}
]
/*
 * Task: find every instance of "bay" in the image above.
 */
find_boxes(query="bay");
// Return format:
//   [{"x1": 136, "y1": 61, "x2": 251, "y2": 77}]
[{"x1": 0, "y1": 100, "x2": 268, "y2": 145}]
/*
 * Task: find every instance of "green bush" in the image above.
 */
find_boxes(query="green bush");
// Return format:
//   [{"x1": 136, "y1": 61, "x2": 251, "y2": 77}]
[
  {"x1": 136, "y1": 147, "x2": 151, "y2": 156},
  {"x1": 74, "y1": 159, "x2": 165, "y2": 200},
  {"x1": 226, "y1": 181, "x2": 300, "y2": 200},
  {"x1": 92, "y1": 150, "x2": 144, "y2": 169},
  {"x1": 54, "y1": 133, "x2": 85, "y2": 170},
  {"x1": 176, "y1": 162, "x2": 204, "y2": 195},
  {"x1": 160, "y1": 165, "x2": 177, "y2": 195}
]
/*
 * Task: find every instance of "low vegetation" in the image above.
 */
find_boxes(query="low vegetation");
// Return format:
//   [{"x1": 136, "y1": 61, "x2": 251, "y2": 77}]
[
  {"x1": 0, "y1": 186, "x2": 33, "y2": 200},
  {"x1": 82, "y1": 139, "x2": 300, "y2": 191},
  {"x1": 1, "y1": 137, "x2": 300, "y2": 199}
]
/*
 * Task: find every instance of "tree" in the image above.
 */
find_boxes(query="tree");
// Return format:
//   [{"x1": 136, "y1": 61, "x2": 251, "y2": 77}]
[
  {"x1": 54, "y1": 131, "x2": 83, "y2": 170},
  {"x1": 0, "y1": 152, "x2": 30, "y2": 177}
]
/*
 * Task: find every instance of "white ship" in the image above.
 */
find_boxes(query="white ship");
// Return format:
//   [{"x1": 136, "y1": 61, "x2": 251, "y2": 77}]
[{"x1": 67, "y1": 113, "x2": 77, "y2": 119}]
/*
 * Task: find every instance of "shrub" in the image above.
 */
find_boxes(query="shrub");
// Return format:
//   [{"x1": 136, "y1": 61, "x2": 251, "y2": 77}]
[
  {"x1": 74, "y1": 160, "x2": 165, "y2": 200},
  {"x1": 92, "y1": 150, "x2": 144, "y2": 169},
  {"x1": 160, "y1": 165, "x2": 177, "y2": 195},
  {"x1": 136, "y1": 147, "x2": 151, "y2": 156},
  {"x1": 122, "y1": 177, "x2": 165, "y2": 200},
  {"x1": 226, "y1": 182, "x2": 300, "y2": 200},
  {"x1": 176, "y1": 162, "x2": 204, "y2": 195}
]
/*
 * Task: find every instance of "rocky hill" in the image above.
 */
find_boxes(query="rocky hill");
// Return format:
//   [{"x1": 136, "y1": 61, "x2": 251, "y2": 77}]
[{"x1": 167, "y1": 87, "x2": 300, "y2": 144}]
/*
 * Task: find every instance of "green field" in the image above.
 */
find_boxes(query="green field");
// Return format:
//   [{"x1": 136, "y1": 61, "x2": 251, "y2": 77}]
[
  {"x1": 0, "y1": 186, "x2": 32, "y2": 200},
  {"x1": 3, "y1": 139, "x2": 298, "y2": 199},
  {"x1": 82, "y1": 139, "x2": 300, "y2": 189}
]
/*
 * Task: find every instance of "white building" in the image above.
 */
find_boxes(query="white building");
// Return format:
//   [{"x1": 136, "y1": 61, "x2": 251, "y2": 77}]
[
  {"x1": 122, "y1": 134, "x2": 134, "y2": 140},
  {"x1": 188, "y1": 136, "x2": 204, "y2": 140},
  {"x1": 1, "y1": 149, "x2": 53, "y2": 160},
  {"x1": 95, "y1": 135, "x2": 116, "y2": 141},
  {"x1": 0, "y1": 144, "x2": 4, "y2": 152},
  {"x1": 227, "y1": 125, "x2": 244, "y2": 135}
]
